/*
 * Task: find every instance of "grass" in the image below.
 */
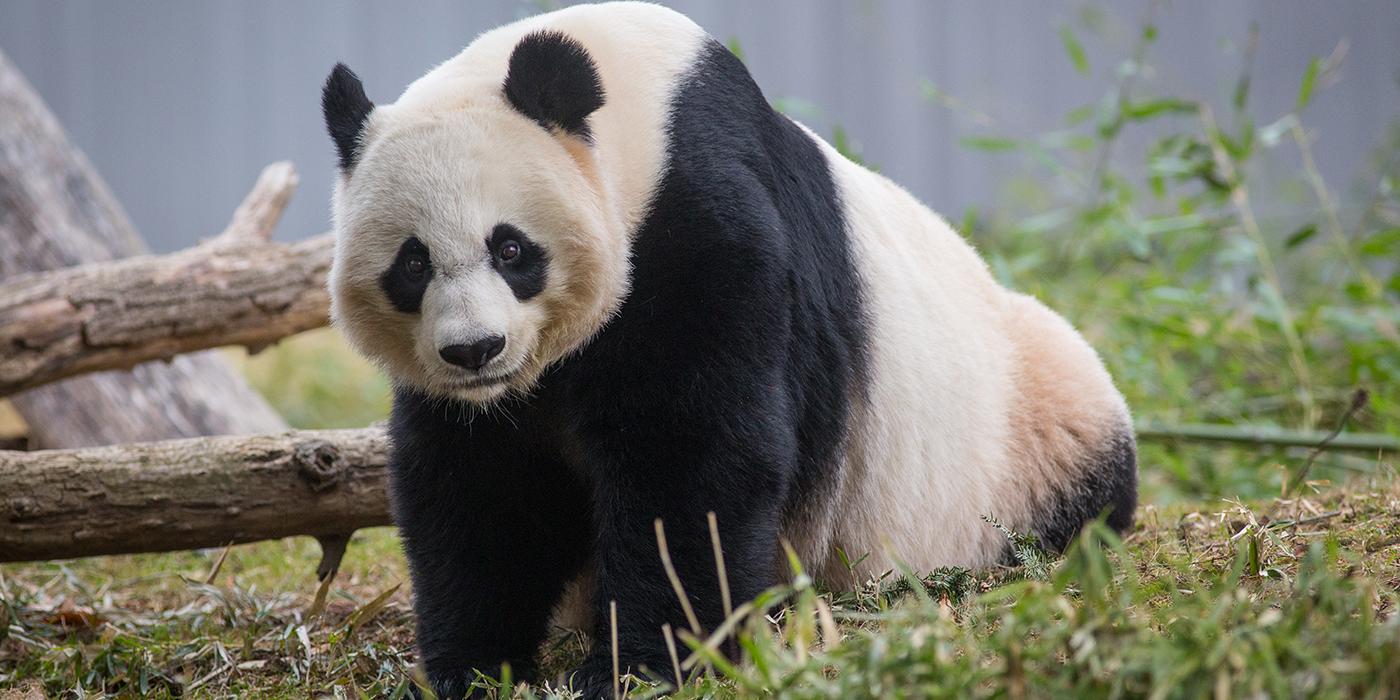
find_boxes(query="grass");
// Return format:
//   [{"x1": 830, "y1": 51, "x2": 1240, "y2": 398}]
[
  {"x1": 227, "y1": 329, "x2": 391, "y2": 431},
  {"x1": 5, "y1": 5, "x2": 1400, "y2": 698},
  {"x1": 0, "y1": 530, "x2": 415, "y2": 698},
  {"x1": 2, "y1": 479, "x2": 1398, "y2": 698}
]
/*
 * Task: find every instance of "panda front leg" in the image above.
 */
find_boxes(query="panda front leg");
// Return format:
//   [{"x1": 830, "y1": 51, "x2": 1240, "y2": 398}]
[
  {"x1": 388, "y1": 390, "x2": 592, "y2": 699},
  {"x1": 566, "y1": 396, "x2": 795, "y2": 696}
]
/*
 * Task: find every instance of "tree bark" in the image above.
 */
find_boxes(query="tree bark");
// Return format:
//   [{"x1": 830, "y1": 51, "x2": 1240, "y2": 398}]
[
  {"x1": 0, "y1": 47, "x2": 288, "y2": 447},
  {"x1": 0, "y1": 427, "x2": 390, "y2": 563},
  {"x1": 0, "y1": 164, "x2": 333, "y2": 398}
]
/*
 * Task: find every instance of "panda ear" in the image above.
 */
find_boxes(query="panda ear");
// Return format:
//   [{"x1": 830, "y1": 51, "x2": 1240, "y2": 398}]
[
  {"x1": 322, "y1": 63, "x2": 375, "y2": 171},
  {"x1": 503, "y1": 31, "x2": 605, "y2": 141}
]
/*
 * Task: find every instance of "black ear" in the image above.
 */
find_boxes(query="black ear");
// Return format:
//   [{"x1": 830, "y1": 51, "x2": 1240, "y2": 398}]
[
  {"x1": 322, "y1": 63, "x2": 374, "y2": 170},
  {"x1": 503, "y1": 31, "x2": 605, "y2": 141}
]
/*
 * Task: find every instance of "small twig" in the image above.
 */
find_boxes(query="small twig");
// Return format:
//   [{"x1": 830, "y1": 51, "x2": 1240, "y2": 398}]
[
  {"x1": 203, "y1": 541, "x2": 233, "y2": 585},
  {"x1": 1366, "y1": 536, "x2": 1400, "y2": 554},
  {"x1": 679, "y1": 599, "x2": 759, "y2": 671},
  {"x1": 707, "y1": 512, "x2": 733, "y2": 620},
  {"x1": 1296, "y1": 510, "x2": 1344, "y2": 526},
  {"x1": 309, "y1": 532, "x2": 353, "y2": 620},
  {"x1": 1288, "y1": 389, "x2": 1370, "y2": 495},
  {"x1": 662, "y1": 623, "x2": 684, "y2": 690},
  {"x1": 815, "y1": 597, "x2": 840, "y2": 649},
  {"x1": 184, "y1": 659, "x2": 235, "y2": 693},
  {"x1": 654, "y1": 518, "x2": 703, "y2": 637},
  {"x1": 1266, "y1": 510, "x2": 1343, "y2": 531},
  {"x1": 610, "y1": 600, "x2": 620, "y2": 700},
  {"x1": 315, "y1": 533, "x2": 352, "y2": 582}
]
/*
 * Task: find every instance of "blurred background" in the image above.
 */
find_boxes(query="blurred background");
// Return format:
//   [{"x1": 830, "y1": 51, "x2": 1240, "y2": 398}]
[{"x1": 1, "y1": 0, "x2": 1397, "y2": 251}]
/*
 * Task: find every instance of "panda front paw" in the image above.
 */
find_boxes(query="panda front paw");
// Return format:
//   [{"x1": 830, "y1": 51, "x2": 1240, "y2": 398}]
[
  {"x1": 565, "y1": 654, "x2": 673, "y2": 699},
  {"x1": 410, "y1": 667, "x2": 510, "y2": 700},
  {"x1": 561, "y1": 656, "x2": 612, "y2": 699},
  {"x1": 407, "y1": 673, "x2": 471, "y2": 700}
]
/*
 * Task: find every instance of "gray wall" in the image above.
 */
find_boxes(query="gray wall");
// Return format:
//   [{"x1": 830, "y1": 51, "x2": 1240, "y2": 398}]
[{"x1": 2, "y1": 1, "x2": 1398, "y2": 252}]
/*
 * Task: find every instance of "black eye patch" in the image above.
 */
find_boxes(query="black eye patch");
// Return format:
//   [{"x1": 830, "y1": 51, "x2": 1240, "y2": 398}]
[
  {"x1": 489, "y1": 223, "x2": 548, "y2": 300},
  {"x1": 380, "y1": 236, "x2": 433, "y2": 313}
]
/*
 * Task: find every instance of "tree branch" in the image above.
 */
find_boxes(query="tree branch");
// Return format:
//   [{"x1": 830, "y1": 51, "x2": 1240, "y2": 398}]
[
  {"x1": 0, "y1": 46, "x2": 288, "y2": 446},
  {"x1": 0, "y1": 163, "x2": 333, "y2": 398},
  {"x1": 215, "y1": 161, "x2": 300, "y2": 247},
  {"x1": 0, "y1": 427, "x2": 389, "y2": 563}
]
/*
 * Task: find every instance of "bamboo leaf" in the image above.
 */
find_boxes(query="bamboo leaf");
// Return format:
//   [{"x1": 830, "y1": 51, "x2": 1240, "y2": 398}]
[
  {"x1": 1065, "y1": 103, "x2": 1095, "y2": 126},
  {"x1": 344, "y1": 582, "x2": 402, "y2": 636},
  {"x1": 1297, "y1": 57, "x2": 1320, "y2": 111},
  {"x1": 959, "y1": 135, "x2": 1019, "y2": 152},
  {"x1": 1359, "y1": 228, "x2": 1400, "y2": 256},
  {"x1": 726, "y1": 37, "x2": 745, "y2": 64},
  {"x1": 1233, "y1": 75, "x2": 1251, "y2": 111},
  {"x1": 1125, "y1": 98, "x2": 1197, "y2": 121},
  {"x1": 1284, "y1": 224, "x2": 1318, "y2": 249},
  {"x1": 1060, "y1": 25, "x2": 1090, "y2": 75}
]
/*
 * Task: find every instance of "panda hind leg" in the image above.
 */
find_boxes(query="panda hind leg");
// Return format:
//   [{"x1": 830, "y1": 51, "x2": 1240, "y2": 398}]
[{"x1": 1002, "y1": 293, "x2": 1138, "y2": 553}]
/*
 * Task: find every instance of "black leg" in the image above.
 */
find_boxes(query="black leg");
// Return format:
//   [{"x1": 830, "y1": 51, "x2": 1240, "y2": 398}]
[
  {"x1": 566, "y1": 385, "x2": 796, "y2": 696},
  {"x1": 389, "y1": 390, "x2": 591, "y2": 699}
]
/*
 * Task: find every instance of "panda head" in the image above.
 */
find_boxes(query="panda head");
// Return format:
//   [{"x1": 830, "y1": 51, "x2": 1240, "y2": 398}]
[{"x1": 323, "y1": 31, "x2": 626, "y2": 404}]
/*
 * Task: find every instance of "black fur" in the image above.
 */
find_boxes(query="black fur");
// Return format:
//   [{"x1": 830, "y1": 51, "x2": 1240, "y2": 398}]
[
  {"x1": 503, "y1": 31, "x2": 605, "y2": 140},
  {"x1": 390, "y1": 388, "x2": 592, "y2": 698},
  {"x1": 380, "y1": 237, "x2": 433, "y2": 314},
  {"x1": 391, "y1": 39, "x2": 867, "y2": 698},
  {"x1": 489, "y1": 223, "x2": 548, "y2": 301},
  {"x1": 1028, "y1": 429, "x2": 1139, "y2": 554},
  {"x1": 322, "y1": 63, "x2": 374, "y2": 170}
]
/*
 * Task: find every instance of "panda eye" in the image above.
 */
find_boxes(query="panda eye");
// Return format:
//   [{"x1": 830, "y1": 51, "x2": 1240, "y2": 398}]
[
  {"x1": 404, "y1": 255, "x2": 427, "y2": 277},
  {"x1": 497, "y1": 240, "x2": 521, "y2": 263}
]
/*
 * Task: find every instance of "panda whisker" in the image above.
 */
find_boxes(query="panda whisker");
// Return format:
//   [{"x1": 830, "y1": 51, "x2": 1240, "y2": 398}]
[{"x1": 495, "y1": 402, "x2": 522, "y2": 431}]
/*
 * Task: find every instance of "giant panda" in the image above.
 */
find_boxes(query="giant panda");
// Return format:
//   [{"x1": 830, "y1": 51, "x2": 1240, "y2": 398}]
[{"x1": 321, "y1": 2, "x2": 1136, "y2": 697}]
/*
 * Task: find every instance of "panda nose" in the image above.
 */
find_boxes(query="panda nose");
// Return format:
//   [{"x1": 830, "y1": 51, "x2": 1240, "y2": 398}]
[{"x1": 439, "y1": 336, "x2": 506, "y2": 371}]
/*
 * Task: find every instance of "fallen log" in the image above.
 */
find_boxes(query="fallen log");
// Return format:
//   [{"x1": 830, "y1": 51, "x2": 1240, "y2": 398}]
[
  {"x1": 0, "y1": 427, "x2": 390, "y2": 563},
  {"x1": 0, "y1": 163, "x2": 334, "y2": 398},
  {"x1": 0, "y1": 416, "x2": 1393, "y2": 565},
  {"x1": 0, "y1": 47, "x2": 288, "y2": 447}
]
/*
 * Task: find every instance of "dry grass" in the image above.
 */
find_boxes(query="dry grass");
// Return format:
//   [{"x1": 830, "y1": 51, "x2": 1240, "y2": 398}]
[{"x1": 2, "y1": 475, "x2": 1397, "y2": 698}]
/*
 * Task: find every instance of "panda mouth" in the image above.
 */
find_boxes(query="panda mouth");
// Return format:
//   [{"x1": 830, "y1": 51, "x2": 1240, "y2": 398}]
[{"x1": 453, "y1": 369, "x2": 517, "y2": 390}]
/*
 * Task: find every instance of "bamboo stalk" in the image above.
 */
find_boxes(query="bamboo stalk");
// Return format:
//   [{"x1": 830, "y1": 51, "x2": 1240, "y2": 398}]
[{"x1": 1135, "y1": 422, "x2": 1398, "y2": 453}]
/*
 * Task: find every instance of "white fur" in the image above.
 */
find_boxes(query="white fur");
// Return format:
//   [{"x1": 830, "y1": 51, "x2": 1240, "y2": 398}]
[
  {"x1": 785, "y1": 138, "x2": 1017, "y2": 578},
  {"x1": 792, "y1": 131, "x2": 1131, "y2": 580},
  {"x1": 329, "y1": 2, "x2": 707, "y2": 402}
]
